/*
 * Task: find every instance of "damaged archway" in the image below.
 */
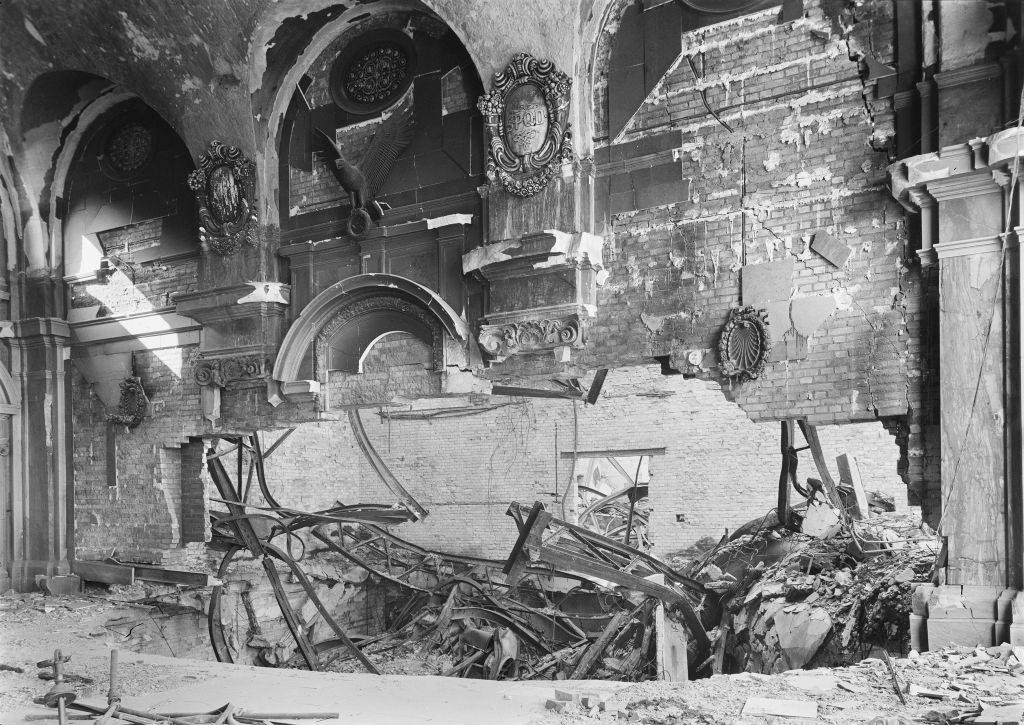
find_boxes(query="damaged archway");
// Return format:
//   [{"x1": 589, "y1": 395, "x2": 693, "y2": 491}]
[{"x1": 270, "y1": 273, "x2": 474, "y2": 408}]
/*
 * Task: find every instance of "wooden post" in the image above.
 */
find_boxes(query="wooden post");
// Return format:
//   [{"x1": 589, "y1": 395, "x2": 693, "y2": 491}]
[{"x1": 778, "y1": 420, "x2": 794, "y2": 526}]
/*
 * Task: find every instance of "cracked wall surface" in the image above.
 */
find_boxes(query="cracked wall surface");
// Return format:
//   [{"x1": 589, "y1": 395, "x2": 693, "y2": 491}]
[{"x1": 587, "y1": 1, "x2": 919, "y2": 442}]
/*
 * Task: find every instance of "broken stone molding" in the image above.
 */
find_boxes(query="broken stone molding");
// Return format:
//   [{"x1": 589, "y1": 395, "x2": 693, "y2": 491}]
[
  {"x1": 467, "y1": 230, "x2": 606, "y2": 365},
  {"x1": 462, "y1": 230, "x2": 607, "y2": 283},
  {"x1": 889, "y1": 126, "x2": 1024, "y2": 214},
  {"x1": 912, "y1": 584, "x2": 1023, "y2": 649}
]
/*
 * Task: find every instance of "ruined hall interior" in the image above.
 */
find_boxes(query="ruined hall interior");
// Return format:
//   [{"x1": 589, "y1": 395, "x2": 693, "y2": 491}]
[{"x1": 0, "y1": 0, "x2": 1023, "y2": 723}]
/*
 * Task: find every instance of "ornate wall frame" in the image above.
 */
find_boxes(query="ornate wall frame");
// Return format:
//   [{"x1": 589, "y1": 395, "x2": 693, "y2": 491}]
[
  {"x1": 187, "y1": 141, "x2": 258, "y2": 255},
  {"x1": 477, "y1": 53, "x2": 573, "y2": 197},
  {"x1": 718, "y1": 306, "x2": 772, "y2": 381},
  {"x1": 105, "y1": 376, "x2": 149, "y2": 429}
]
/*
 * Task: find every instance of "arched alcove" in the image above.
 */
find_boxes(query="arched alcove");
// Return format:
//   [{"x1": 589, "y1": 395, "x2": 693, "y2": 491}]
[
  {"x1": 273, "y1": 5, "x2": 485, "y2": 237},
  {"x1": 60, "y1": 97, "x2": 198, "y2": 279},
  {"x1": 270, "y1": 273, "x2": 470, "y2": 407}
]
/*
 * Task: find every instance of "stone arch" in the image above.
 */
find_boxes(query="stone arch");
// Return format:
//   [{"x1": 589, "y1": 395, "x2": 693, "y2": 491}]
[
  {"x1": 17, "y1": 70, "x2": 197, "y2": 280},
  {"x1": 270, "y1": 273, "x2": 470, "y2": 406}
]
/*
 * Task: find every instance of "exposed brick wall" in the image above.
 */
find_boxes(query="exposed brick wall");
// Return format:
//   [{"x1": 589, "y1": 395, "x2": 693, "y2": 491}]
[
  {"x1": 72, "y1": 345, "x2": 208, "y2": 565},
  {"x1": 68, "y1": 249, "x2": 200, "y2": 315},
  {"x1": 258, "y1": 365, "x2": 910, "y2": 560},
  {"x1": 582, "y1": 0, "x2": 933, "y2": 509}
]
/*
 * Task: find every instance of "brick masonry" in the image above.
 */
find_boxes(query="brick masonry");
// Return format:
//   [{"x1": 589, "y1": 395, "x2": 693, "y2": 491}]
[
  {"x1": 64, "y1": 0, "x2": 932, "y2": 568},
  {"x1": 582, "y1": 0, "x2": 937, "y2": 515},
  {"x1": 255, "y1": 365, "x2": 911, "y2": 560}
]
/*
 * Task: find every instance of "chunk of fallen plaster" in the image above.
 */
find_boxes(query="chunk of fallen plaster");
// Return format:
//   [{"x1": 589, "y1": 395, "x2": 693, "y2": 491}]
[
  {"x1": 810, "y1": 233, "x2": 852, "y2": 267},
  {"x1": 741, "y1": 257, "x2": 794, "y2": 305},
  {"x1": 790, "y1": 295, "x2": 836, "y2": 337},
  {"x1": 802, "y1": 500, "x2": 841, "y2": 537},
  {"x1": 741, "y1": 697, "x2": 817, "y2": 719},
  {"x1": 545, "y1": 699, "x2": 567, "y2": 712},
  {"x1": 774, "y1": 608, "x2": 833, "y2": 670}
]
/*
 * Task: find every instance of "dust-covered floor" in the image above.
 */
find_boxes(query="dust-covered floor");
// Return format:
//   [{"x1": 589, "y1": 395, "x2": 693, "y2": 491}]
[{"x1": 2, "y1": 590, "x2": 1022, "y2": 724}]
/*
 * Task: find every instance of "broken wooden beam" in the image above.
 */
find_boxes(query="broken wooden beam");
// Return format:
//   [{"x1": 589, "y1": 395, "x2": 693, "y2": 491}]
[
  {"x1": 568, "y1": 610, "x2": 628, "y2": 679},
  {"x1": 72, "y1": 560, "x2": 134, "y2": 586}
]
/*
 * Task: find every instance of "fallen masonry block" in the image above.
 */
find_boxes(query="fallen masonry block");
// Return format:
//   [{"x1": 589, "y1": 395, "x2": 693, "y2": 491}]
[
  {"x1": 545, "y1": 699, "x2": 567, "y2": 712},
  {"x1": 554, "y1": 689, "x2": 579, "y2": 702},
  {"x1": 741, "y1": 697, "x2": 818, "y2": 719}
]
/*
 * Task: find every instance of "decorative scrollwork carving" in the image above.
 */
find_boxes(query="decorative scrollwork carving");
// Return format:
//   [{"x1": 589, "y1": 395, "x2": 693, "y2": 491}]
[
  {"x1": 478, "y1": 316, "x2": 586, "y2": 358},
  {"x1": 106, "y1": 376, "x2": 149, "y2": 429},
  {"x1": 477, "y1": 53, "x2": 573, "y2": 197},
  {"x1": 329, "y1": 29, "x2": 417, "y2": 114},
  {"x1": 194, "y1": 355, "x2": 268, "y2": 388},
  {"x1": 717, "y1": 306, "x2": 772, "y2": 380},
  {"x1": 187, "y1": 141, "x2": 258, "y2": 255}
]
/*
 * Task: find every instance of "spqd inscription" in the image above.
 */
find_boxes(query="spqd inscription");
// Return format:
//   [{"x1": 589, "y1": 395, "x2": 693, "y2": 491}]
[
  {"x1": 504, "y1": 83, "x2": 548, "y2": 156},
  {"x1": 478, "y1": 53, "x2": 573, "y2": 197}
]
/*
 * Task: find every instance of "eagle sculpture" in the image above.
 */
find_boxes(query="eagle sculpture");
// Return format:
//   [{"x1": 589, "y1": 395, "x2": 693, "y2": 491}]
[{"x1": 316, "y1": 103, "x2": 416, "y2": 238}]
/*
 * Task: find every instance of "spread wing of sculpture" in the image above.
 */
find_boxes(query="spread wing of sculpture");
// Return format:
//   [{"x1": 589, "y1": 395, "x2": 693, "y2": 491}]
[{"x1": 317, "y1": 103, "x2": 416, "y2": 238}]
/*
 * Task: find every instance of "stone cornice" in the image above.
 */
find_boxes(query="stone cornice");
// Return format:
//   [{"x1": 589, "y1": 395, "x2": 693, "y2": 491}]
[
  {"x1": 934, "y1": 62, "x2": 1001, "y2": 90},
  {"x1": 12, "y1": 318, "x2": 71, "y2": 340},
  {"x1": 926, "y1": 170, "x2": 1001, "y2": 201},
  {"x1": 935, "y1": 235, "x2": 1003, "y2": 260},
  {"x1": 889, "y1": 128, "x2": 1024, "y2": 205}
]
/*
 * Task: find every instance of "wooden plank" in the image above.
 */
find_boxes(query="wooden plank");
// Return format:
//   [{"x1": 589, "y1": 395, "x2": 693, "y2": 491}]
[
  {"x1": 778, "y1": 420, "x2": 794, "y2": 526},
  {"x1": 741, "y1": 698, "x2": 817, "y2": 719},
  {"x1": 132, "y1": 566, "x2": 214, "y2": 587},
  {"x1": 797, "y1": 420, "x2": 840, "y2": 507},
  {"x1": 835, "y1": 453, "x2": 869, "y2": 520},
  {"x1": 73, "y1": 560, "x2": 134, "y2": 585},
  {"x1": 502, "y1": 501, "x2": 546, "y2": 577},
  {"x1": 537, "y1": 546, "x2": 684, "y2": 603},
  {"x1": 560, "y1": 448, "x2": 666, "y2": 458},
  {"x1": 568, "y1": 610, "x2": 628, "y2": 679},
  {"x1": 647, "y1": 574, "x2": 688, "y2": 682},
  {"x1": 492, "y1": 385, "x2": 583, "y2": 400}
]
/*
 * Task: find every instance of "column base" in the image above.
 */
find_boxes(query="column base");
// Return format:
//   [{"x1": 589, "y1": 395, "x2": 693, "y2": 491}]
[{"x1": 912, "y1": 584, "x2": 1019, "y2": 650}]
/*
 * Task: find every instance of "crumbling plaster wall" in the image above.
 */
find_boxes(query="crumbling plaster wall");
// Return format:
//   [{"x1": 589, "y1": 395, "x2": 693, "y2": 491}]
[{"x1": 582, "y1": 0, "x2": 932, "y2": 506}]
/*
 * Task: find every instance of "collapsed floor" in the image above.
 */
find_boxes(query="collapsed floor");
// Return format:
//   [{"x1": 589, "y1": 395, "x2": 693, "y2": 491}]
[{"x1": 2, "y1": 591, "x2": 1024, "y2": 724}]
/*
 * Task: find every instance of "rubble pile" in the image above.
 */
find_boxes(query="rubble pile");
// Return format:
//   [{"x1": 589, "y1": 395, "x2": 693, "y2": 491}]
[{"x1": 684, "y1": 507, "x2": 940, "y2": 675}]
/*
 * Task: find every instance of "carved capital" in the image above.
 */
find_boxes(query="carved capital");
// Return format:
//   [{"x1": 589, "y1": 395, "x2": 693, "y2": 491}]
[
  {"x1": 479, "y1": 315, "x2": 587, "y2": 359},
  {"x1": 194, "y1": 355, "x2": 268, "y2": 388}
]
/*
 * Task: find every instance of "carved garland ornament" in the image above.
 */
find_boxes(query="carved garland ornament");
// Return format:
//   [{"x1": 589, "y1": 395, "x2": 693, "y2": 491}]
[
  {"x1": 106, "y1": 376, "x2": 149, "y2": 429},
  {"x1": 477, "y1": 53, "x2": 573, "y2": 197},
  {"x1": 479, "y1": 316, "x2": 586, "y2": 359},
  {"x1": 187, "y1": 141, "x2": 258, "y2": 256},
  {"x1": 194, "y1": 355, "x2": 268, "y2": 388},
  {"x1": 313, "y1": 297, "x2": 444, "y2": 380},
  {"x1": 717, "y1": 306, "x2": 772, "y2": 381}
]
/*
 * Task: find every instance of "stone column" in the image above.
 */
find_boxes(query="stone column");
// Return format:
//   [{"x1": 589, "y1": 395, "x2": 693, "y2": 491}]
[{"x1": 9, "y1": 318, "x2": 70, "y2": 589}]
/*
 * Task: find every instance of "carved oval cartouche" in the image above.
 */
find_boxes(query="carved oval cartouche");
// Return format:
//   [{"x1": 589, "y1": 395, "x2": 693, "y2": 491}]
[
  {"x1": 504, "y1": 83, "x2": 548, "y2": 156},
  {"x1": 207, "y1": 164, "x2": 241, "y2": 226}
]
